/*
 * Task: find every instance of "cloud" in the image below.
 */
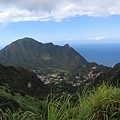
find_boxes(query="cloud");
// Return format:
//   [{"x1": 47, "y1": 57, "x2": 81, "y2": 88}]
[
  {"x1": 65, "y1": 38, "x2": 73, "y2": 41},
  {"x1": 87, "y1": 36, "x2": 107, "y2": 41},
  {"x1": 57, "y1": 38, "x2": 74, "y2": 42},
  {"x1": 0, "y1": 0, "x2": 120, "y2": 23}
]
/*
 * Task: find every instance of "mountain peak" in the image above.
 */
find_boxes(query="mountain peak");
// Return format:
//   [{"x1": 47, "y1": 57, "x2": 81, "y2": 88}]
[
  {"x1": 13, "y1": 37, "x2": 41, "y2": 44},
  {"x1": 0, "y1": 38, "x2": 88, "y2": 72},
  {"x1": 17, "y1": 37, "x2": 37, "y2": 41},
  {"x1": 64, "y1": 44, "x2": 70, "y2": 47}
]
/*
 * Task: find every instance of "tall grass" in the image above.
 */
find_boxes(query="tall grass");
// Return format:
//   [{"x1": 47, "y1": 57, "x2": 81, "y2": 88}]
[
  {"x1": 0, "y1": 109, "x2": 37, "y2": 120},
  {"x1": 0, "y1": 83, "x2": 120, "y2": 120},
  {"x1": 76, "y1": 83, "x2": 120, "y2": 120},
  {"x1": 46, "y1": 83, "x2": 120, "y2": 120},
  {"x1": 47, "y1": 94, "x2": 77, "y2": 120}
]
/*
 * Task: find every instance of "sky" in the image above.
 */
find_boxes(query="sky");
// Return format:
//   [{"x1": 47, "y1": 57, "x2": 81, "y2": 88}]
[{"x1": 0, "y1": 0, "x2": 120, "y2": 47}]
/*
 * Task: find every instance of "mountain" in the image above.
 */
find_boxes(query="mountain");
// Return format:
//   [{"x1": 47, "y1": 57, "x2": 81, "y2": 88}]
[
  {"x1": 0, "y1": 37, "x2": 88, "y2": 72},
  {"x1": 0, "y1": 64, "x2": 49, "y2": 111},
  {"x1": 92, "y1": 63, "x2": 120, "y2": 87},
  {"x1": 0, "y1": 64, "x2": 48, "y2": 97}
]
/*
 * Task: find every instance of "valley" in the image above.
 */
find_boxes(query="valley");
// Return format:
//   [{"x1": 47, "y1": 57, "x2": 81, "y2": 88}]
[{"x1": 0, "y1": 37, "x2": 120, "y2": 119}]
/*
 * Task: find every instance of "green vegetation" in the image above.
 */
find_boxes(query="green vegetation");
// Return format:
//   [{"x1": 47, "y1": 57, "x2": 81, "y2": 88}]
[
  {"x1": 0, "y1": 37, "x2": 87, "y2": 72},
  {"x1": 46, "y1": 84, "x2": 120, "y2": 120},
  {"x1": 0, "y1": 109, "x2": 37, "y2": 120},
  {"x1": 0, "y1": 64, "x2": 49, "y2": 98},
  {"x1": 0, "y1": 83, "x2": 120, "y2": 120},
  {"x1": 0, "y1": 38, "x2": 120, "y2": 119},
  {"x1": 0, "y1": 63, "x2": 49, "y2": 114},
  {"x1": 0, "y1": 63, "x2": 120, "y2": 120},
  {"x1": 92, "y1": 63, "x2": 120, "y2": 87},
  {"x1": 0, "y1": 85, "x2": 47, "y2": 113}
]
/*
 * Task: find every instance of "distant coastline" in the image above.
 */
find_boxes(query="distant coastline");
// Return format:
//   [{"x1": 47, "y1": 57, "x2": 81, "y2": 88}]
[{"x1": 0, "y1": 43, "x2": 120, "y2": 67}]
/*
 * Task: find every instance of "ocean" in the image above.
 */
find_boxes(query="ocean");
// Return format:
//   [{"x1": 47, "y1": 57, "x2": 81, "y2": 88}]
[
  {"x1": 0, "y1": 43, "x2": 120, "y2": 67},
  {"x1": 71, "y1": 43, "x2": 120, "y2": 67}
]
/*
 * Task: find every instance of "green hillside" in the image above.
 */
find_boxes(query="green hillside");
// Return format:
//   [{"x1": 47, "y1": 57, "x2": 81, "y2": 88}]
[
  {"x1": 0, "y1": 37, "x2": 88, "y2": 72},
  {"x1": 92, "y1": 63, "x2": 120, "y2": 87},
  {"x1": 0, "y1": 38, "x2": 120, "y2": 120},
  {"x1": 0, "y1": 64, "x2": 51, "y2": 115},
  {"x1": 0, "y1": 64, "x2": 48, "y2": 97}
]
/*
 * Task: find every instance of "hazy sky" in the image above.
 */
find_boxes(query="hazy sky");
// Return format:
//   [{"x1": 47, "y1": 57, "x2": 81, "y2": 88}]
[{"x1": 0, "y1": 0, "x2": 120, "y2": 47}]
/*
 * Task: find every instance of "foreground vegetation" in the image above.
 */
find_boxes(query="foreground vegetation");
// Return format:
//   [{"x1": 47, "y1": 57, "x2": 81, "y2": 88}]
[{"x1": 0, "y1": 83, "x2": 120, "y2": 120}]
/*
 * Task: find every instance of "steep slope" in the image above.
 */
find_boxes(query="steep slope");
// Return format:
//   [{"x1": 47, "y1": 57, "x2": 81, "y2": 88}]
[
  {"x1": 0, "y1": 64, "x2": 48, "y2": 97},
  {"x1": 0, "y1": 37, "x2": 88, "y2": 72},
  {"x1": 92, "y1": 63, "x2": 120, "y2": 87},
  {"x1": 0, "y1": 64, "x2": 49, "y2": 112}
]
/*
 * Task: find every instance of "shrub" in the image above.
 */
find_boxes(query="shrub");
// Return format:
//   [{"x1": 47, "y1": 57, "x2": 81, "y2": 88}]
[{"x1": 0, "y1": 83, "x2": 120, "y2": 120}]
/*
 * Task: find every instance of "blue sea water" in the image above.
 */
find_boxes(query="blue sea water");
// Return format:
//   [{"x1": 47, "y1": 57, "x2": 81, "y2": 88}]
[
  {"x1": 0, "y1": 43, "x2": 120, "y2": 67},
  {"x1": 71, "y1": 43, "x2": 120, "y2": 67}
]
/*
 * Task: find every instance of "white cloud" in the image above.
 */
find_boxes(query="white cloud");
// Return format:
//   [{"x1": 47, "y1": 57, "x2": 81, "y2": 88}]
[
  {"x1": 87, "y1": 36, "x2": 107, "y2": 41},
  {"x1": 65, "y1": 38, "x2": 74, "y2": 41},
  {"x1": 0, "y1": 0, "x2": 120, "y2": 23},
  {"x1": 57, "y1": 38, "x2": 74, "y2": 42}
]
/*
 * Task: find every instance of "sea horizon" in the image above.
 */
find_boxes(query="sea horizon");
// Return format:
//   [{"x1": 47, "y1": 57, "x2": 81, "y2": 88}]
[
  {"x1": 0, "y1": 43, "x2": 120, "y2": 67},
  {"x1": 71, "y1": 43, "x2": 120, "y2": 67}
]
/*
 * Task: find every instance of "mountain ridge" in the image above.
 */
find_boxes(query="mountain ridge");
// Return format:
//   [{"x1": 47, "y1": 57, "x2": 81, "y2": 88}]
[
  {"x1": 0, "y1": 37, "x2": 88, "y2": 72},
  {"x1": 90, "y1": 63, "x2": 120, "y2": 87},
  {"x1": 0, "y1": 63, "x2": 48, "y2": 97}
]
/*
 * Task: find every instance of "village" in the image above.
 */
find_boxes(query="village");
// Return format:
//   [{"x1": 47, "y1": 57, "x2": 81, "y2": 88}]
[{"x1": 32, "y1": 65, "x2": 103, "y2": 87}]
